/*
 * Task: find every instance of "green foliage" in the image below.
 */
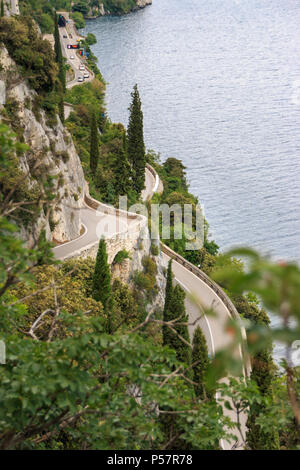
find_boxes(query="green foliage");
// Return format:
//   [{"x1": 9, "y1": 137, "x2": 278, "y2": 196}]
[
  {"x1": 192, "y1": 326, "x2": 211, "y2": 399},
  {"x1": 89, "y1": 111, "x2": 99, "y2": 173},
  {"x1": 102, "y1": 0, "x2": 137, "y2": 15},
  {"x1": 133, "y1": 255, "x2": 157, "y2": 302},
  {"x1": 162, "y1": 262, "x2": 192, "y2": 376},
  {"x1": 19, "y1": 1, "x2": 71, "y2": 32},
  {"x1": 92, "y1": 238, "x2": 111, "y2": 330},
  {"x1": 127, "y1": 84, "x2": 146, "y2": 194},
  {"x1": 111, "y1": 278, "x2": 139, "y2": 330},
  {"x1": 164, "y1": 284, "x2": 192, "y2": 372},
  {"x1": 72, "y1": 0, "x2": 89, "y2": 15},
  {"x1": 0, "y1": 0, "x2": 4, "y2": 17},
  {"x1": 39, "y1": 13, "x2": 54, "y2": 33},
  {"x1": 213, "y1": 249, "x2": 300, "y2": 448},
  {"x1": 112, "y1": 249, "x2": 130, "y2": 265},
  {"x1": 70, "y1": 10, "x2": 85, "y2": 29},
  {"x1": 0, "y1": 16, "x2": 57, "y2": 93},
  {"x1": 112, "y1": 132, "x2": 132, "y2": 197},
  {"x1": 85, "y1": 32, "x2": 97, "y2": 45},
  {"x1": 151, "y1": 243, "x2": 159, "y2": 256}
]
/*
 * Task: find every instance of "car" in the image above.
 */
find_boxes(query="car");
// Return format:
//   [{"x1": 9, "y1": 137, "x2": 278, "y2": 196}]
[
  {"x1": 70, "y1": 55, "x2": 75, "y2": 60},
  {"x1": 70, "y1": 34, "x2": 73, "y2": 38},
  {"x1": 83, "y1": 72, "x2": 89, "y2": 78},
  {"x1": 63, "y1": 34, "x2": 67, "y2": 39},
  {"x1": 77, "y1": 76, "x2": 83, "y2": 82},
  {"x1": 79, "y1": 65, "x2": 85, "y2": 71}
]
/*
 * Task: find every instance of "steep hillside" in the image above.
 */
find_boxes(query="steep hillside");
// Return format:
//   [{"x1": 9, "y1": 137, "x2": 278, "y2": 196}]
[{"x1": 0, "y1": 44, "x2": 85, "y2": 245}]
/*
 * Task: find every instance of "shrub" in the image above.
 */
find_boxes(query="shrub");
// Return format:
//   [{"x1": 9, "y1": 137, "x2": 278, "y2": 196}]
[{"x1": 113, "y1": 249, "x2": 130, "y2": 265}]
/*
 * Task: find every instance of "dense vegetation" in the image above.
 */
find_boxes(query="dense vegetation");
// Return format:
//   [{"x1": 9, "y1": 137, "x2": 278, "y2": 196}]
[
  {"x1": 1, "y1": 7, "x2": 300, "y2": 452},
  {"x1": 19, "y1": 0, "x2": 149, "y2": 33}
]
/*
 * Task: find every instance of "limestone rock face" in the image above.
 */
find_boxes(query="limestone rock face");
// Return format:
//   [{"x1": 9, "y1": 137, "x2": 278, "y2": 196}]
[
  {"x1": 87, "y1": 0, "x2": 152, "y2": 18},
  {"x1": 0, "y1": 80, "x2": 6, "y2": 105},
  {"x1": 136, "y1": 0, "x2": 152, "y2": 9},
  {"x1": 0, "y1": 47, "x2": 85, "y2": 245}
]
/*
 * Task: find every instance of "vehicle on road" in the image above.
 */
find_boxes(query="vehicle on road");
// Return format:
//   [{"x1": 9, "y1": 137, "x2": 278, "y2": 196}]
[
  {"x1": 63, "y1": 34, "x2": 67, "y2": 39},
  {"x1": 70, "y1": 55, "x2": 75, "y2": 60},
  {"x1": 77, "y1": 76, "x2": 83, "y2": 82},
  {"x1": 83, "y1": 72, "x2": 89, "y2": 78},
  {"x1": 79, "y1": 65, "x2": 85, "y2": 70}
]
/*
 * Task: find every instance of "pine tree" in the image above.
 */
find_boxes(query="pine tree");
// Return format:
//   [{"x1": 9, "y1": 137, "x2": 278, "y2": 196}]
[
  {"x1": 90, "y1": 111, "x2": 99, "y2": 173},
  {"x1": 1, "y1": 1, "x2": 4, "y2": 17},
  {"x1": 192, "y1": 326, "x2": 211, "y2": 399},
  {"x1": 127, "y1": 84, "x2": 146, "y2": 195},
  {"x1": 113, "y1": 132, "x2": 132, "y2": 197},
  {"x1": 92, "y1": 238, "x2": 112, "y2": 332}
]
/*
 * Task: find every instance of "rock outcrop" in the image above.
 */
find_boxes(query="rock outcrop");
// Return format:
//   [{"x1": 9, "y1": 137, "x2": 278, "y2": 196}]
[
  {"x1": 86, "y1": 0, "x2": 152, "y2": 18},
  {"x1": 0, "y1": 47, "x2": 85, "y2": 245}
]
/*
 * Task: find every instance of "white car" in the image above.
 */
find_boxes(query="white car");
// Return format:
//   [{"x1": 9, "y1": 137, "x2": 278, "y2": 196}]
[
  {"x1": 70, "y1": 55, "x2": 75, "y2": 60},
  {"x1": 79, "y1": 65, "x2": 85, "y2": 71},
  {"x1": 83, "y1": 72, "x2": 89, "y2": 78},
  {"x1": 77, "y1": 76, "x2": 83, "y2": 82}
]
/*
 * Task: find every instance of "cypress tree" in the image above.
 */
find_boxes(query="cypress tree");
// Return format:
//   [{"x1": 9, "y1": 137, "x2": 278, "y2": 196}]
[
  {"x1": 54, "y1": 12, "x2": 62, "y2": 63},
  {"x1": 113, "y1": 132, "x2": 132, "y2": 197},
  {"x1": 163, "y1": 270, "x2": 192, "y2": 373},
  {"x1": 92, "y1": 238, "x2": 112, "y2": 331},
  {"x1": 244, "y1": 305, "x2": 280, "y2": 450},
  {"x1": 58, "y1": 94, "x2": 64, "y2": 123},
  {"x1": 192, "y1": 326, "x2": 211, "y2": 399},
  {"x1": 162, "y1": 260, "x2": 173, "y2": 344},
  {"x1": 90, "y1": 111, "x2": 99, "y2": 173},
  {"x1": 54, "y1": 12, "x2": 66, "y2": 92},
  {"x1": 58, "y1": 60, "x2": 66, "y2": 93},
  {"x1": 127, "y1": 84, "x2": 146, "y2": 195},
  {"x1": 1, "y1": 1, "x2": 4, "y2": 17}
]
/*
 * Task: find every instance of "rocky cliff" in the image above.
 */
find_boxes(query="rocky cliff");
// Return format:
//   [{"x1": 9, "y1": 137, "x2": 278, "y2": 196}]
[
  {"x1": 0, "y1": 46, "x2": 85, "y2": 246},
  {"x1": 86, "y1": 0, "x2": 152, "y2": 18}
]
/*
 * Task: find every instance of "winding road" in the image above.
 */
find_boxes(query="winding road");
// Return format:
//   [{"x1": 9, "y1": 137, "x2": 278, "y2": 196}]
[
  {"x1": 53, "y1": 16, "x2": 249, "y2": 450},
  {"x1": 58, "y1": 12, "x2": 94, "y2": 89}
]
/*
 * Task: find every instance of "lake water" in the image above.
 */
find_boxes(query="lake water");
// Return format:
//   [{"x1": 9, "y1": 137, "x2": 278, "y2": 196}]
[{"x1": 84, "y1": 0, "x2": 300, "y2": 361}]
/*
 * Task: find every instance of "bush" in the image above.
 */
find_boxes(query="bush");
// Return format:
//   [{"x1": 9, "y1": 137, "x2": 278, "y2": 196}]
[
  {"x1": 70, "y1": 11, "x2": 85, "y2": 29},
  {"x1": 151, "y1": 244, "x2": 159, "y2": 256},
  {"x1": 0, "y1": 16, "x2": 57, "y2": 93},
  {"x1": 113, "y1": 249, "x2": 130, "y2": 265}
]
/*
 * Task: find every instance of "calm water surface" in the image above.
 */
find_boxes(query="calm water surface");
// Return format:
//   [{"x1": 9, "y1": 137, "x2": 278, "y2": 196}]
[{"x1": 85, "y1": 0, "x2": 300, "y2": 360}]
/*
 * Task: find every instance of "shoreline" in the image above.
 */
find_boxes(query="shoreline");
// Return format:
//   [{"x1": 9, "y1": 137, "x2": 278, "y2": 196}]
[{"x1": 84, "y1": 1, "x2": 152, "y2": 20}]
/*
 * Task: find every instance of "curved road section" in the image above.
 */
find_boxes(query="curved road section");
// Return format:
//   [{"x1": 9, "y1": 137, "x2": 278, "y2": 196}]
[{"x1": 53, "y1": 22, "x2": 249, "y2": 450}]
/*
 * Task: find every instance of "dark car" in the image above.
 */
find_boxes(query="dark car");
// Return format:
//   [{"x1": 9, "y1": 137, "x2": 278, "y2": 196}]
[{"x1": 63, "y1": 34, "x2": 67, "y2": 39}]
